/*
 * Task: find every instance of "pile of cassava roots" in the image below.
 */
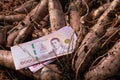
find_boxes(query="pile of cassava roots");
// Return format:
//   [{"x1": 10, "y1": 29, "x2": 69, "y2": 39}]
[{"x1": 0, "y1": 0, "x2": 120, "y2": 80}]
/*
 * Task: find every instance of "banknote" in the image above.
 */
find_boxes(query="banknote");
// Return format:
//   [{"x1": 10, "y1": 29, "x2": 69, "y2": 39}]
[
  {"x1": 11, "y1": 26, "x2": 77, "y2": 70},
  {"x1": 29, "y1": 59, "x2": 55, "y2": 73}
]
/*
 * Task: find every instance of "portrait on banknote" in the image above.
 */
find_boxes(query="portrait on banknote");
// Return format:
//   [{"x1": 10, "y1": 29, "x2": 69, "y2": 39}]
[{"x1": 50, "y1": 38, "x2": 67, "y2": 55}]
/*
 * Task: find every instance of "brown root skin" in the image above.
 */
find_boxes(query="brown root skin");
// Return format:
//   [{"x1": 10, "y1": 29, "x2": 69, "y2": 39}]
[
  {"x1": 42, "y1": 28, "x2": 50, "y2": 35},
  {"x1": 74, "y1": 0, "x2": 82, "y2": 8},
  {"x1": 7, "y1": 31, "x2": 19, "y2": 47},
  {"x1": 0, "y1": 50, "x2": 45, "y2": 79},
  {"x1": 74, "y1": 0, "x2": 95, "y2": 17},
  {"x1": 0, "y1": 50, "x2": 15, "y2": 69},
  {"x1": 7, "y1": 22, "x2": 25, "y2": 35},
  {"x1": 14, "y1": 0, "x2": 38, "y2": 14},
  {"x1": 40, "y1": 15, "x2": 49, "y2": 28},
  {"x1": 13, "y1": 27, "x2": 32, "y2": 45},
  {"x1": 74, "y1": 0, "x2": 120, "y2": 76},
  {"x1": 69, "y1": 2, "x2": 80, "y2": 34},
  {"x1": 85, "y1": 40, "x2": 120, "y2": 80},
  {"x1": 0, "y1": 26, "x2": 12, "y2": 47},
  {"x1": 41, "y1": 64, "x2": 62, "y2": 80},
  {"x1": 48, "y1": 0, "x2": 66, "y2": 31},
  {"x1": 32, "y1": 29, "x2": 44, "y2": 39},
  {"x1": 7, "y1": 21, "x2": 27, "y2": 45},
  {"x1": 76, "y1": 26, "x2": 120, "y2": 72},
  {"x1": 0, "y1": 28, "x2": 6, "y2": 46},
  {"x1": 92, "y1": 3, "x2": 110, "y2": 19},
  {"x1": 75, "y1": 16, "x2": 89, "y2": 48},
  {"x1": 117, "y1": 15, "x2": 120, "y2": 23},
  {"x1": 8, "y1": 0, "x2": 48, "y2": 45},
  {"x1": 0, "y1": 14, "x2": 26, "y2": 23}
]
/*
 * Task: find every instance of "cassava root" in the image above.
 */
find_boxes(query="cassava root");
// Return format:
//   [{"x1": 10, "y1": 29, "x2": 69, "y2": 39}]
[{"x1": 74, "y1": 0, "x2": 120, "y2": 78}]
